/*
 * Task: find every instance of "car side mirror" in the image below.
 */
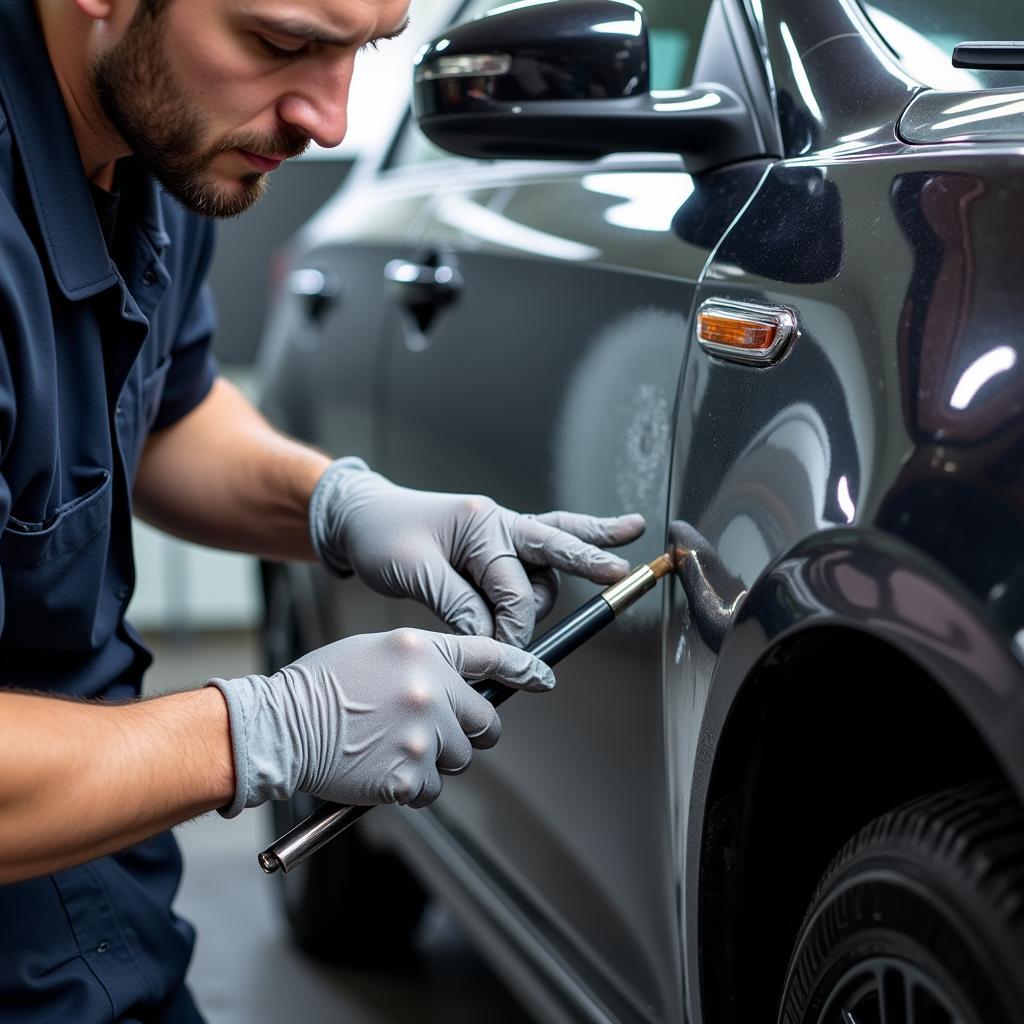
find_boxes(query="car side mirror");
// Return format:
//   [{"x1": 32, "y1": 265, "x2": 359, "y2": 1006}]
[{"x1": 413, "y1": 0, "x2": 764, "y2": 171}]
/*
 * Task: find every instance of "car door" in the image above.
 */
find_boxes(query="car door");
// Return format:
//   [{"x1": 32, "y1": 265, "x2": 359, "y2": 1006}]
[{"x1": 371, "y1": 1, "x2": 773, "y2": 1017}]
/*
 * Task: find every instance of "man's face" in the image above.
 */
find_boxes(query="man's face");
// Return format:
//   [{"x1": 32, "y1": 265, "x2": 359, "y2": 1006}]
[{"x1": 91, "y1": 0, "x2": 410, "y2": 217}]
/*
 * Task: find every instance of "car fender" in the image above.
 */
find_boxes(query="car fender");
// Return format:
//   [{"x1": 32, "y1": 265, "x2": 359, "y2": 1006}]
[
  {"x1": 690, "y1": 526, "x2": 1024, "y2": 812},
  {"x1": 677, "y1": 525, "x2": 1024, "y2": 1024}
]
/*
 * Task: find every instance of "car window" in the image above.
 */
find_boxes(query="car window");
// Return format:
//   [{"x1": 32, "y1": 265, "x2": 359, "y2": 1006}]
[
  {"x1": 385, "y1": 0, "x2": 715, "y2": 171},
  {"x1": 860, "y1": 0, "x2": 1024, "y2": 90}
]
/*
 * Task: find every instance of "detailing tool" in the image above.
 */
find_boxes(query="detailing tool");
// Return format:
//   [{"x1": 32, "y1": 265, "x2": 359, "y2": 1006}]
[{"x1": 258, "y1": 553, "x2": 675, "y2": 875}]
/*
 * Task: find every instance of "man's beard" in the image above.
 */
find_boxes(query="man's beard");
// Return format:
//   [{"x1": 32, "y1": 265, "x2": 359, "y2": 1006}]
[{"x1": 90, "y1": 8, "x2": 309, "y2": 218}]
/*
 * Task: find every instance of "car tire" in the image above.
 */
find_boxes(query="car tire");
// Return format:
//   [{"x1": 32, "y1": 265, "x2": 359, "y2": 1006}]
[
  {"x1": 779, "y1": 781, "x2": 1024, "y2": 1024},
  {"x1": 260, "y1": 563, "x2": 428, "y2": 965}
]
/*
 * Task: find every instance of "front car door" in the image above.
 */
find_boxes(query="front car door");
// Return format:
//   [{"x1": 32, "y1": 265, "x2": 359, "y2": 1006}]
[{"x1": 370, "y1": 1, "x2": 777, "y2": 1018}]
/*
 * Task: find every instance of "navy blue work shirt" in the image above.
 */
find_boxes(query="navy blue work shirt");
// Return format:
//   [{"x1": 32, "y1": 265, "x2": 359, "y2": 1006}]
[{"x1": 0, "y1": 3, "x2": 218, "y2": 1021}]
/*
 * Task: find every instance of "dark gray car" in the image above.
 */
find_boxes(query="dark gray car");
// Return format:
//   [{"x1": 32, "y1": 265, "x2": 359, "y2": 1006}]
[{"x1": 256, "y1": 0, "x2": 1024, "y2": 1020}]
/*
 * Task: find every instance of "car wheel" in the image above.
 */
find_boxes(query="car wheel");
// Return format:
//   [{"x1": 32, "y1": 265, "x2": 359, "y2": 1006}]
[
  {"x1": 779, "y1": 781, "x2": 1024, "y2": 1024},
  {"x1": 260, "y1": 563, "x2": 428, "y2": 965}
]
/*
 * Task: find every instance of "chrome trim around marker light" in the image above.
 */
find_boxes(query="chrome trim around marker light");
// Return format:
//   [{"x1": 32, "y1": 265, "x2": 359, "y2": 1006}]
[{"x1": 696, "y1": 298, "x2": 798, "y2": 366}]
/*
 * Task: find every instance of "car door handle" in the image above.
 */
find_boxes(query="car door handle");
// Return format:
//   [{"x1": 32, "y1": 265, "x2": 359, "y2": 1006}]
[
  {"x1": 288, "y1": 268, "x2": 340, "y2": 322},
  {"x1": 383, "y1": 259, "x2": 462, "y2": 306}
]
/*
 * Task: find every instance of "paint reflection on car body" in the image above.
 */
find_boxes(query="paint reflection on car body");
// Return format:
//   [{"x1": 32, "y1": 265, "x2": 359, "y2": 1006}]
[{"x1": 257, "y1": 0, "x2": 1024, "y2": 1020}]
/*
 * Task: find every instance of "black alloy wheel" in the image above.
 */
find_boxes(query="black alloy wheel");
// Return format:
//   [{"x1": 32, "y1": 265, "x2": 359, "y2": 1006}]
[
  {"x1": 779, "y1": 782, "x2": 1024, "y2": 1024},
  {"x1": 261, "y1": 563, "x2": 428, "y2": 965}
]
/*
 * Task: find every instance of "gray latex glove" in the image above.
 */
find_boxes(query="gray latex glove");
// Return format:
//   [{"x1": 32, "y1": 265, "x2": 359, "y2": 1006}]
[
  {"x1": 209, "y1": 628, "x2": 555, "y2": 817},
  {"x1": 310, "y1": 458, "x2": 646, "y2": 647}
]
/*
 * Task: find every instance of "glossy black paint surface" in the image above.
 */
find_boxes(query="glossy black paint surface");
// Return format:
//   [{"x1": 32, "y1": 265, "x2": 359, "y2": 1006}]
[
  {"x1": 900, "y1": 85, "x2": 1024, "y2": 144},
  {"x1": 415, "y1": 0, "x2": 649, "y2": 111},
  {"x1": 415, "y1": 88, "x2": 760, "y2": 165},
  {"x1": 257, "y1": 0, "x2": 1024, "y2": 1021},
  {"x1": 670, "y1": 1, "x2": 1024, "y2": 1016},
  {"x1": 414, "y1": 0, "x2": 767, "y2": 167}
]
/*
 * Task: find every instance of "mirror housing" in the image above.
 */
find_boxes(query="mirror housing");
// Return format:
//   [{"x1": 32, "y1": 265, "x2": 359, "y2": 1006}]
[{"x1": 413, "y1": 0, "x2": 764, "y2": 170}]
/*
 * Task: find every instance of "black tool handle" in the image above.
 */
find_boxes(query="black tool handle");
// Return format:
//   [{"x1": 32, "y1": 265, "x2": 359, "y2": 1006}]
[
  {"x1": 258, "y1": 594, "x2": 613, "y2": 874},
  {"x1": 477, "y1": 593, "x2": 612, "y2": 705}
]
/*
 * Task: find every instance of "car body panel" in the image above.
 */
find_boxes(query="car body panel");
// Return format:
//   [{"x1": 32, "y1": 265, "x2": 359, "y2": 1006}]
[
  {"x1": 899, "y1": 85, "x2": 1024, "y2": 146},
  {"x1": 369, "y1": 155, "x2": 770, "y2": 1023},
  {"x1": 677, "y1": 530, "x2": 1024, "y2": 1022},
  {"x1": 256, "y1": 0, "x2": 1024, "y2": 1020},
  {"x1": 666, "y1": 4, "x2": 1024, "y2": 1013}
]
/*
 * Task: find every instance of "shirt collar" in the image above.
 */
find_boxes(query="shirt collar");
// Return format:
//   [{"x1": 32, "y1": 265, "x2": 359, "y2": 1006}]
[{"x1": 0, "y1": 1, "x2": 169, "y2": 301}]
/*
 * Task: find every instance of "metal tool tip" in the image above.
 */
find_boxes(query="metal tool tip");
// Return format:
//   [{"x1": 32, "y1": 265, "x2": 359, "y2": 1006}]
[
  {"x1": 258, "y1": 851, "x2": 281, "y2": 875},
  {"x1": 647, "y1": 553, "x2": 675, "y2": 580}
]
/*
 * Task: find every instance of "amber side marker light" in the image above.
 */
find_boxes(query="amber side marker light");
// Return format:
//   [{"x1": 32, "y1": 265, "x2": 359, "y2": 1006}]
[{"x1": 696, "y1": 299, "x2": 797, "y2": 366}]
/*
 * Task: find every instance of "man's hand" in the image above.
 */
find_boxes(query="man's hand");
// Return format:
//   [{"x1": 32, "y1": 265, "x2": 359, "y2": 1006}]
[
  {"x1": 210, "y1": 628, "x2": 555, "y2": 816},
  {"x1": 309, "y1": 458, "x2": 646, "y2": 647},
  {"x1": 0, "y1": 628, "x2": 551, "y2": 882}
]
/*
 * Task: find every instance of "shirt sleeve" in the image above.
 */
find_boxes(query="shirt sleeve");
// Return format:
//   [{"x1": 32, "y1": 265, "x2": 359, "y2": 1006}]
[{"x1": 151, "y1": 219, "x2": 220, "y2": 432}]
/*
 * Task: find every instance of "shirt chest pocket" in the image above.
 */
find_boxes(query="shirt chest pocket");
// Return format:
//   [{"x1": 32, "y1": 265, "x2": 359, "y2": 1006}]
[{"x1": 0, "y1": 469, "x2": 114, "y2": 650}]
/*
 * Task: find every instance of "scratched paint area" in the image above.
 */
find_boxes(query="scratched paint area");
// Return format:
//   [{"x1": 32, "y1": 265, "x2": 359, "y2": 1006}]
[{"x1": 552, "y1": 306, "x2": 686, "y2": 626}]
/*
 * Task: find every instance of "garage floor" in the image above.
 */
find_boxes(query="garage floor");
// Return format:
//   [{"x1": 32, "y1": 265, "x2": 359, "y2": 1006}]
[{"x1": 144, "y1": 631, "x2": 531, "y2": 1024}]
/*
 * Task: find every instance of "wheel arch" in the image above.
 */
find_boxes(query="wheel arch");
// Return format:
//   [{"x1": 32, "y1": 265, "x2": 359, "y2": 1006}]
[{"x1": 686, "y1": 528, "x2": 1024, "y2": 1023}]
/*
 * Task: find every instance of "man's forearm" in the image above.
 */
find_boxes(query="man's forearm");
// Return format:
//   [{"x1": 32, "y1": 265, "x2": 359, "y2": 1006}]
[
  {"x1": 0, "y1": 688, "x2": 234, "y2": 884},
  {"x1": 133, "y1": 377, "x2": 331, "y2": 561}
]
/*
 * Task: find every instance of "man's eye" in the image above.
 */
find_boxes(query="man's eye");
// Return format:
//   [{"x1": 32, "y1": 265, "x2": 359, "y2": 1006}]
[{"x1": 257, "y1": 36, "x2": 308, "y2": 60}]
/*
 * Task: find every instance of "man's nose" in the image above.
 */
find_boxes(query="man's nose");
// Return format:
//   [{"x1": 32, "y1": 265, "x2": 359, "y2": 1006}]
[{"x1": 276, "y1": 65, "x2": 352, "y2": 149}]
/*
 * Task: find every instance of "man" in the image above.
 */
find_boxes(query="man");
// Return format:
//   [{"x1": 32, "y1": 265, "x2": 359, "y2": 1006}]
[{"x1": 0, "y1": 1, "x2": 645, "y2": 1021}]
